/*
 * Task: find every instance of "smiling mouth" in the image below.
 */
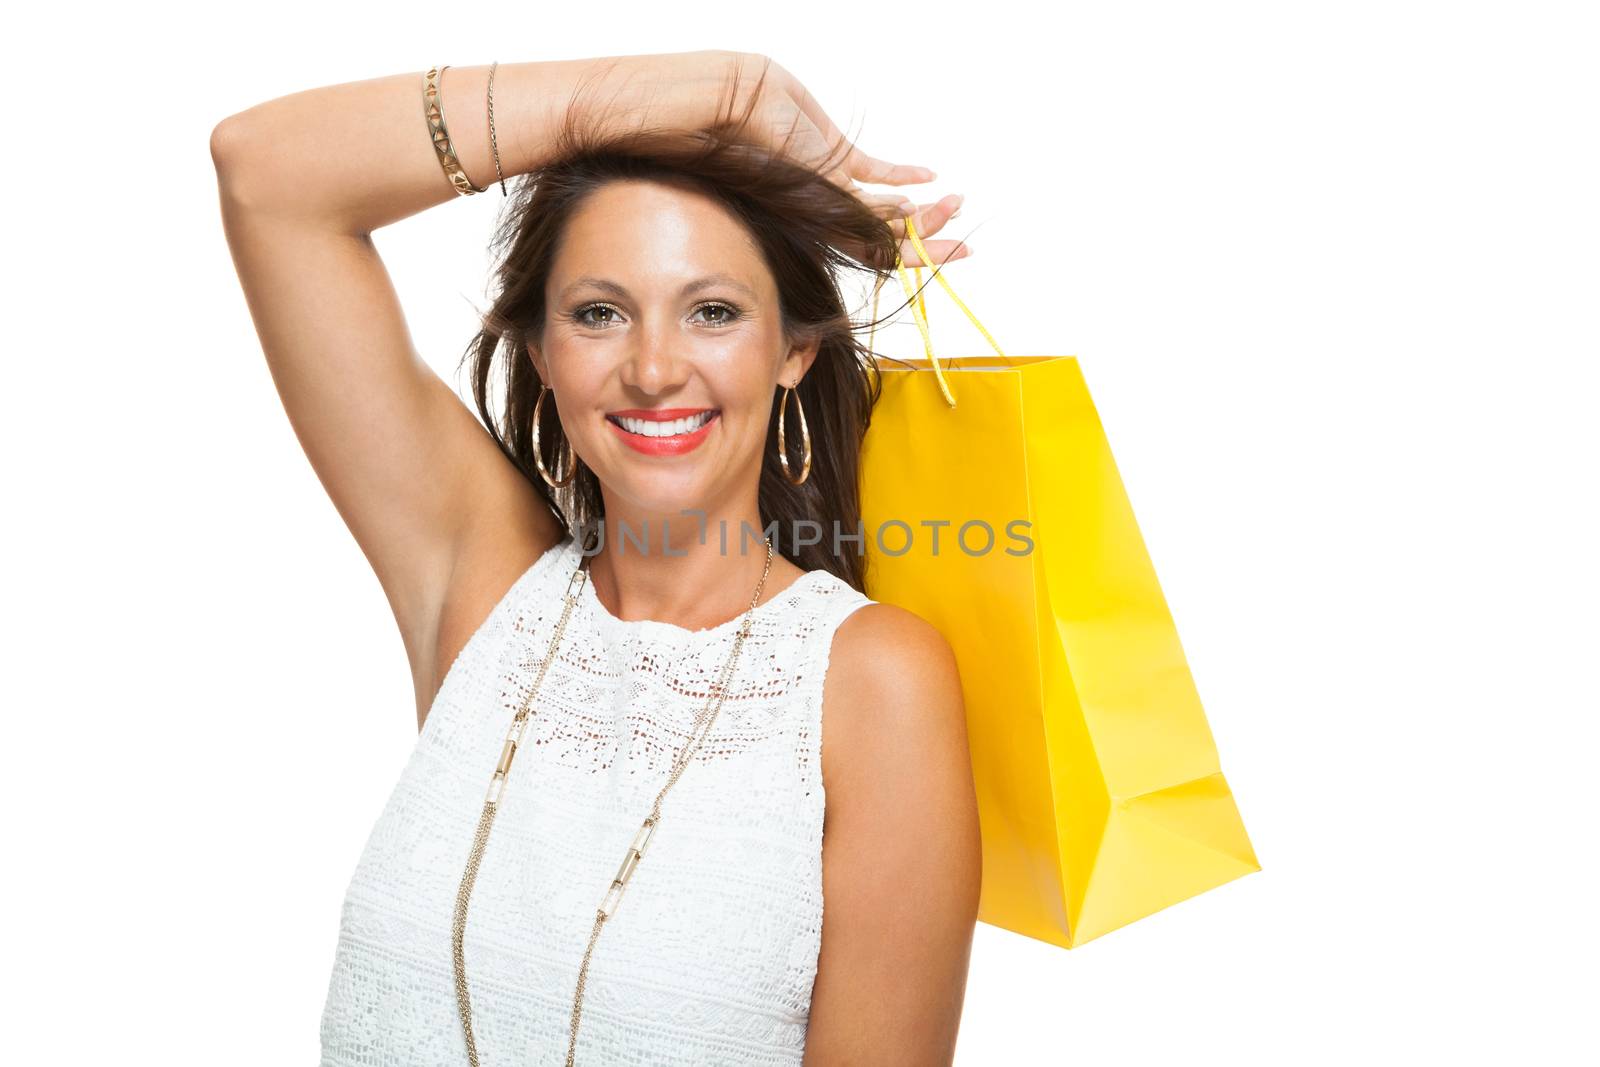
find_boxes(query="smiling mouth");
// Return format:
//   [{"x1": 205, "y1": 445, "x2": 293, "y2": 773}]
[{"x1": 605, "y1": 410, "x2": 720, "y2": 438}]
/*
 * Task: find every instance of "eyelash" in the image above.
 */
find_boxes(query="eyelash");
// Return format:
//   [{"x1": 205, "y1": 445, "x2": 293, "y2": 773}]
[{"x1": 569, "y1": 301, "x2": 742, "y2": 330}]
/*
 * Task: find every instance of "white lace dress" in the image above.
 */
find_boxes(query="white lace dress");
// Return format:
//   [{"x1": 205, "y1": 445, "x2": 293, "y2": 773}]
[{"x1": 319, "y1": 533, "x2": 875, "y2": 1065}]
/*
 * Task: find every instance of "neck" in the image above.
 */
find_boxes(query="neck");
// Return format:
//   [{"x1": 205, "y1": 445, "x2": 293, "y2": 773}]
[{"x1": 579, "y1": 499, "x2": 779, "y2": 629}]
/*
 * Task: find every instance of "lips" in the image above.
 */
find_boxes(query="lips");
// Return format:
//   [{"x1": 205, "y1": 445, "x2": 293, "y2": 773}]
[{"x1": 605, "y1": 407, "x2": 721, "y2": 456}]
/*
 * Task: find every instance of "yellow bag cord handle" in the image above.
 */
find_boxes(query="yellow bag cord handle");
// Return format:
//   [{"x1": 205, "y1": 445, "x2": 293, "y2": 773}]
[{"x1": 866, "y1": 215, "x2": 1008, "y2": 408}]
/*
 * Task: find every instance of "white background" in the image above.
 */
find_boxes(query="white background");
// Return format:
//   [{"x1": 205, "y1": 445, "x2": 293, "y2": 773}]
[{"x1": 6, "y1": 1, "x2": 1597, "y2": 1063}]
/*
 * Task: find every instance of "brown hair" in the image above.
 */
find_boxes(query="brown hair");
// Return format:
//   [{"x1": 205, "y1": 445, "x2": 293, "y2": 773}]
[{"x1": 461, "y1": 57, "x2": 925, "y2": 591}]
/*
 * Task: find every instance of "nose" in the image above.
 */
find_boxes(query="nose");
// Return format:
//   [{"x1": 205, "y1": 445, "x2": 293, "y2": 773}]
[{"x1": 616, "y1": 315, "x2": 690, "y2": 396}]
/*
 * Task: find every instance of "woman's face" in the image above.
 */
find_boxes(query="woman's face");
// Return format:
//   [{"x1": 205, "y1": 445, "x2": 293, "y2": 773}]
[{"x1": 533, "y1": 179, "x2": 817, "y2": 523}]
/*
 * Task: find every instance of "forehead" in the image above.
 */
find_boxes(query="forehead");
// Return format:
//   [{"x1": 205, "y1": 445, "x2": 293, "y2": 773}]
[{"x1": 551, "y1": 180, "x2": 770, "y2": 298}]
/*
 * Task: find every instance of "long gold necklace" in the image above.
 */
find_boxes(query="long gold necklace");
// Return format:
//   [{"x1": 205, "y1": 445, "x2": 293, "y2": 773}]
[{"x1": 451, "y1": 531, "x2": 776, "y2": 1067}]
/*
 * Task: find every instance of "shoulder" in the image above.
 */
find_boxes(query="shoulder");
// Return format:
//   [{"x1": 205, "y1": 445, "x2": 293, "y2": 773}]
[
  {"x1": 825, "y1": 600, "x2": 961, "y2": 709},
  {"x1": 818, "y1": 600, "x2": 970, "y2": 800}
]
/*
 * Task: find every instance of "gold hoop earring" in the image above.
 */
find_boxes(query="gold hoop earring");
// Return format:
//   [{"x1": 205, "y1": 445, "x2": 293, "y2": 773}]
[
  {"x1": 532, "y1": 383, "x2": 576, "y2": 489},
  {"x1": 777, "y1": 379, "x2": 812, "y2": 486}
]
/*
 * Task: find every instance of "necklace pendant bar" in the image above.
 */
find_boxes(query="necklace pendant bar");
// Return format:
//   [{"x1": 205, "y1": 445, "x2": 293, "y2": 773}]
[
  {"x1": 615, "y1": 849, "x2": 641, "y2": 888},
  {"x1": 630, "y1": 818, "x2": 657, "y2": 859},
  {"x1": 495, "y1": 738, "x2": 518, "y2": 777},
  {"x1": 599, "y1": 878, "x2": 627, "y2": 919}
]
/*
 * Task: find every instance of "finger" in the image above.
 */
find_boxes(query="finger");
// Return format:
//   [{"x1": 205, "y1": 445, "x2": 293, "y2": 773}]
[
  {"x1": 888, "y1": 193, "x2": 965, "y2": 240},
  {"x1": 894, "y1": 237, "x2": 972, "y2": 270},
  {"x1": 772, "y1": 107, "x2": 863, "y2": 194},
  {"x1": 846, "y1": 152, "x2": 941, "y2": 188},
  {"x1": 821, "y1": 131, "x2": 937, "y2": 189},
  {"x1": 773, "y1": 66, "x2": 938, "y2": 187},
  {"x1": 770, "y1": 102, "x2": 935, "y2": 204},
  {"x1": 856, "y1": 191, "x2": 917, "y2": 219}
]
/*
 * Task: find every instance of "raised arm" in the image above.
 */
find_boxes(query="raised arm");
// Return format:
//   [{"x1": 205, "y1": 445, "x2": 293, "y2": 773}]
[
  {"x1": 209, "y1": 62, "x2": 586, "y2": 723},
  {"x1": 210, "y1": 53, "x2": 967, "y2": 726}
]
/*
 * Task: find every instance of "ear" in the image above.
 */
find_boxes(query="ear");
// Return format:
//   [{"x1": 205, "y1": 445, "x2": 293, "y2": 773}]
[{"x1": 778, "y1": 332, "x2": 823, "y2": 390}]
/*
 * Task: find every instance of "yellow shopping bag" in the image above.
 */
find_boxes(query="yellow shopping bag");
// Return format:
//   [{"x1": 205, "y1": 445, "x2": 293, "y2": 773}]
[{"x1": 857, "y1": 221, "x2": 1260, "y2": 948}]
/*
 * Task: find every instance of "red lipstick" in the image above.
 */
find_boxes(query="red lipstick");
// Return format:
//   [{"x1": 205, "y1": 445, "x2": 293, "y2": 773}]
[{"x1": 605, "y1": 407, "x2": 720, "y2": 456}]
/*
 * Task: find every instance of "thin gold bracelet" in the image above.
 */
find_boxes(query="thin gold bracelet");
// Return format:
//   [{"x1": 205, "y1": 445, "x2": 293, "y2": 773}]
[
  {"x1": 487, "y1": 60, "x2": 508, "y2": 197},
  {"x1": 422, "y1": 65, "x2": 486, "y2": 196}
]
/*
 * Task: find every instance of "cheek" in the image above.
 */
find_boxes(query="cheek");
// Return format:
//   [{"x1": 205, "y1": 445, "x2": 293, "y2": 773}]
[
  {"x1": 541, "y1": 351, "x2": 608, "y2": 407},
  {"x1": 703, "y1": 344, "x2": 780, "y2": 412}
]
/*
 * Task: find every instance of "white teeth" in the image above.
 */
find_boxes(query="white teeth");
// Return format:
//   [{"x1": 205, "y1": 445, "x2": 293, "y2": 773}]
[{"x1": 615, "y1": 411, "x2": 714, "y2": 437}]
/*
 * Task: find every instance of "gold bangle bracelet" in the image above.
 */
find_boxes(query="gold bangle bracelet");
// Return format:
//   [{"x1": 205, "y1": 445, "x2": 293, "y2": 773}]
[{"x1": 422, "y1": 65, "x2": 486, "y2": 196}]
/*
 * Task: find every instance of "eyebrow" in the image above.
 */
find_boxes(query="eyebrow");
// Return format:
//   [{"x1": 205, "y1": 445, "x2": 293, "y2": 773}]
[{"x1": 558, "y1": 273, "x2": 758, "y2": 302}]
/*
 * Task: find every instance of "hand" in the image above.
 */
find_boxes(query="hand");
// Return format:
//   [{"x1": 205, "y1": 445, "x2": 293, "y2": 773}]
[{"x1": 584, "y1": 50, "x2": 971, "y2": 270}]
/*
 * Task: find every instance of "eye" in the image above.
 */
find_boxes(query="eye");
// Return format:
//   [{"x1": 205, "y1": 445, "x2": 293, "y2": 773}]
[
  {"x1": 571, "y1": 302, "x2": 623, "y2": 329},
  {"x1": 569, "y1": 300, "x2": 743, "y2": 330},
  {"x1": 692, "y1": 301, "x2": 742, "y2": 327}
]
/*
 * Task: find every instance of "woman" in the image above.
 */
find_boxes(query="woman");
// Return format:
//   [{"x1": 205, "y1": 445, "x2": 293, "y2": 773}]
[{"x1": 212, "y1": 51, "x2": 982, "y2": 1066}]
